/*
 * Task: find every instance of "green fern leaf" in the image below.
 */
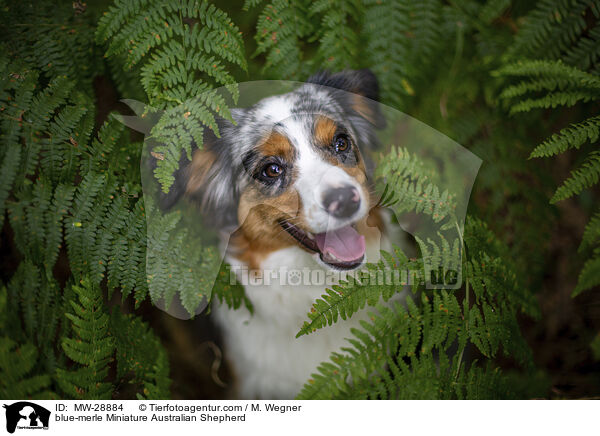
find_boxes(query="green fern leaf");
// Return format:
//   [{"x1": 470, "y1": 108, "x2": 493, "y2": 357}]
[
  {"x1": 530, "y1": 115, "x2": 600, "y2": 158},
  {"x1": 56, "y1": 278, "x2": 115, "y2": 400},
  {"x1": 97, "y1": 0, "x2": 246, "y2": 193},
  {"x1": 580, "y1": 210, "x2": 600, "y2": 252},
  {"x1": 573, "y1": 251, "x2": 600, "y2": 297},
  {"x1": 309, "y1": 0, "x2": 362, "y2": 70},
  {"x1": 111, "y1": 310, "x2": 171, "y2": 399},
  {"x1": 253, "y1": 0, "x2": 314, "y2": 79},
  {"x1": 296, "y1": 244, "x2": 417, "y2": 337},
  {"x1": 0, "y1": 337, "x2": 55, "y2": 399},
  {"x1": 510, "y1": 0, "x2": 596, "y2": 62},
  {"x1": 551, "y1": 151, "x2": 600, "y2": 203}
]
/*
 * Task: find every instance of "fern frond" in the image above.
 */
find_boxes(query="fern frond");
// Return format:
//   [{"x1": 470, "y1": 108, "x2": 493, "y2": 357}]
[
  {"x1": 97, "y1": 0, "x2": 246, "y2": 193},
  {"x1": 530, "y1": 115, "x2": 600, "y2": 158},
  {"x1": 253, "y1": 0, "x2": 314, "y2": 79},
  {"x1": 464, "y1": 217, "x2": 540, "y2": 319},
  {"x1": 0, "y1": 338, "x2": 55, "y2": 399},
  {"x1": 297, "y1": 301, "x2": 418, "y2": 399},
  {"x1": 56, "y1": 278, "x2": 115, "y2": 400},
  {"x1": 580, "y1": 210, "x2": 600, "y2": 252},
  {"x1": 111, "y1": 310, "x2": 171, "y2": 399},
  {"x1": 298, "y1": 295, "x2": 515, "y2": 399},
  {"x1": 0, "y1": 143, "x2": 21, "y2": 228},
  {"x1": 464, "y1": 218, "x2": 537, "y2": 366},
  {"x1": 362, "y1": 0, "x2": 442, "y2": 106},
  {"x1": 551, "y1": 151, "x2": 600, "y2": 203},
  {"x1": 563, "y1": 25, "x2": 600, "y2": 72},
  {"x1": 497, "y1": 59, "x2": 600, "y2": 93},
  {"x1": 309, "y1": 0, "x2": 362, "y2": 71},
  {"x1": 243, "y1": 0, "x2": 265, "y2": 10},
  {"x1": 573, "y1": 252, "x2": 600, "y2": 297},
  {"x1": 496, "y1": 60, "x2": 600, "y2": 116},
  {"x1": 573, "y1": 202, "x2": 600, "y2": 297},
  {"x1": 145, "y1": 197, "x2": 221, "y2": 316},
  {"x1": 406, "y1": 0, "x2": 442, "y2": 72},
  {"x1": 498, "y1": 15, "x2": 600, "y2": 307},
  {"x1": 0, "y1": 2, "x2": 100, "y2": 90},
  {"x1": 296, "y1": 244, "x2": 417, "y2": 337},
  {"x1": 0, "y1": 67, "x2": 37, "y2": 227},
  {"x1": 7, "y1": 262, "x2": 41, "y2": 339},
  {"x1": 298, "y1": 215, "x2": 536, "y2": 399},
  {"x1": 375, "y1": 147, "x2": 456, "y2": 225},
  {"x1": 362, "y1": 0, "x2": 411, "y2": 106},
  {"x1": 509, "y1": 91, "x2": 597, "y2": 114},
  {"x1": 510, "y1": 0, "x2": 597, "y2": 63}
]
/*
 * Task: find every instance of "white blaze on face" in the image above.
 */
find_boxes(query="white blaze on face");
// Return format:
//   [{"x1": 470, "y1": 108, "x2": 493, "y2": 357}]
[
  {"x1": 250, "y1": 95, "x2": 368, "y2": 233},
  {"x1": 278, "y1": 117, "x2": 368, "y2": 233}
]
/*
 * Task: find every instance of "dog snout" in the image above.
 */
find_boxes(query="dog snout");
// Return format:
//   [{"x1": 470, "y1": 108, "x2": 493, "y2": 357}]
[{"x1": 322, "y1": 185, "x2": 361, "y2": 218}]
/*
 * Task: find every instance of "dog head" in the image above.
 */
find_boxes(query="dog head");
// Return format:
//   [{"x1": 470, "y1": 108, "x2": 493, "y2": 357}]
[{"x1": 163, "y1": 70, "x2": 385, "y2": 270}]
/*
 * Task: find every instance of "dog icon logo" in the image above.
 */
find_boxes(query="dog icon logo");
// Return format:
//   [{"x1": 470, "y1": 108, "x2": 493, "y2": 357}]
[{"x1": 3, "y1": 402, "x2": 50, "y2": 433}]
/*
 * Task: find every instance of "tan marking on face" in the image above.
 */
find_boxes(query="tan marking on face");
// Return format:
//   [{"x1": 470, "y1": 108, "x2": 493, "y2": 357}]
[
  {"x1": 229, "y1": 185, "x2": 309, "y2": 270},
  {"x1": 314, "y1": 116, "x2": 367, "y2": 174},
  {"x1": 258, "y1": 131, "x2": 294, "y2": 162},
  {"x1": 342, "y1": 162, "x2": 367, "y2": 183},
  {"x1": 314, "y1": 116, "x2": 338, "y2": 146},
  {"x1": 312, "y1": 116, "x2": 339, "y2": 166},
  {"x1": 186, "y1": 148, "x2": 217, "y2": 195}
]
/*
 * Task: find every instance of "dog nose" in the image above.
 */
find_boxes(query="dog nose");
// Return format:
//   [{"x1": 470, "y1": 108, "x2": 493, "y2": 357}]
[{"x1": 323, "y1": 186, "x2": 361, "y2": 218}]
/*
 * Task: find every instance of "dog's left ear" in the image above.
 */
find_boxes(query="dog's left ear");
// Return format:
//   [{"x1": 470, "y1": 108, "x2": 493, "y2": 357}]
[{"x1": 307, "y1": 69, "x2": 385, "y2": 129}]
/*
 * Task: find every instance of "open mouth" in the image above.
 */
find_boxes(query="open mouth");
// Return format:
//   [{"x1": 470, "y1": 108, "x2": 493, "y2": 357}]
[{"x1": 279, "y1": 219, "x2": 366, "y2": 270}]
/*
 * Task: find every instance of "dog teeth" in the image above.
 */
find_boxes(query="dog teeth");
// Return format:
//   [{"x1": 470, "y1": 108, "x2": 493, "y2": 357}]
[
  {"x1": 306, "y1": 232, "x2": 315, "y2": 240},
  {"x1": 326, "y1": 252, "x2": 340, "y2": 262}
]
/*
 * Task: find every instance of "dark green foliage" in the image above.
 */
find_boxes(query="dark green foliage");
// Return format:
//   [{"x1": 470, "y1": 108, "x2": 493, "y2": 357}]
[
  {"x1": 0, "y1": 286, "x2": 55, "y2": 399},
  {"x1": 510, "y1": 0, "x2": 600, "y2": 69},
  {"x1": 308, "y1": 0, "x2": 362, "y2": 71},
  {"x1": 0, "y1": 338, "x2": 55, "y2": 400},
  {"x1": 0, "y1": 5, "x2": 172, "y2": 398},
  {"x1": 145, "y1": 197, "x2": 221, "y2": 315},
  {"x1": 296, "y1": 244, "x2": 420, "y2": 338},
  {"x1": 57, "y1": 279, "x2": 115, "y2": 399},
  {"x1": 376, "y1": 147, "x2": 456, "y2": 226},
  {"x1": 251, "y1": 0, "x2": 314, "y2": 79},
  {"x1": 0, "y1": 1, "x2": 102, "y2": 91},
  {"x1": 497, "y1": 0, "x2": 600, "y2": 299},
  {"x1": 1, "y1": 0, "x2": 598, "y2": 400},
  {"x1": 96, "y1": 0, "x2": 247, "y2": 193},
  {"x1": 297, "y1": 218, "x2": 539, "y2": 399},
  {"x1": 574, "y1": 210, "x2": 600, "y2": 297},
  {"x1": 56, "y1": 279, "x2": 171, "y2": 399},
  {"x1": 0, "y1": 65, "x2": 149, "y2": 300},
  {"x1": 110, "y1": 310, "x2": 170, "y2": 399}
]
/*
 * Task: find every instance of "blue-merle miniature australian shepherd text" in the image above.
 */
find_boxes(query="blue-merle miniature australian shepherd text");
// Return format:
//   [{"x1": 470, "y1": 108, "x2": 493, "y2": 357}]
[{"x1": 163, "y1": 70, "x2": 400, "y2": 399}]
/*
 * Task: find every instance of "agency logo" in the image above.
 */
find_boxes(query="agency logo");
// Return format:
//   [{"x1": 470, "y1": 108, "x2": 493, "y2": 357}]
[{"x1": 2, "y1": 402, "x2": 50, "y2": 434}]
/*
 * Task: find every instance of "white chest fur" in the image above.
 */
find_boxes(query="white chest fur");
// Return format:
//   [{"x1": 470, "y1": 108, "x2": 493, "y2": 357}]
[{"x1": 212, "y1": 228, "x2": 397, "y2": 399}]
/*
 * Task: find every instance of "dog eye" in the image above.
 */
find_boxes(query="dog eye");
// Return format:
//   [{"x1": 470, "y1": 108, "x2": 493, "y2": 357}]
[
  {"x1": 333, "y1": 134, "x2": 350, "y2": 153},
  {"x1": 263, "y1": 163, "x2": 284, "y2": 178}
]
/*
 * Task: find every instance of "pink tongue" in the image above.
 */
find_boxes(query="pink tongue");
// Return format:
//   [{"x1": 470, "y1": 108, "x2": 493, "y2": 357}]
[{"x1": 314, "y1": 225, "x2": 366, "y2": 262}]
